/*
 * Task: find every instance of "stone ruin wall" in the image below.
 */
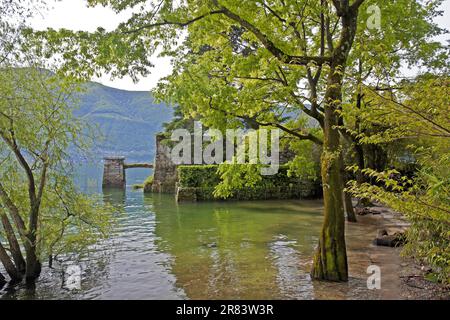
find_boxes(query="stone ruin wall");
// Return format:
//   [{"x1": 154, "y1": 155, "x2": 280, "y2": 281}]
[
  {"x1": 150, "y1": 134, "x2": 322, "y2": 200},
  {"x1": 102, "y1": 156, "x2": 126, "y2": 188},
  {"x1": 151, "y1": 134, "x2": 178, "y2": 193}
]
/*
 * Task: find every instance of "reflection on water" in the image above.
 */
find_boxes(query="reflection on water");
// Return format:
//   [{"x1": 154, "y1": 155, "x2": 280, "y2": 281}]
[
  {"x1": 150, "y1": 195, "x2": 325, "y2": 299},
  {"x1": 0, "y1": 165, "x2": 388, "y2": 300}
]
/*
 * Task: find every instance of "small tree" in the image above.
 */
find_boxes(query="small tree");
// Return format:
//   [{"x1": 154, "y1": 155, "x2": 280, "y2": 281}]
[
  {"x1": 0, "y1": 67, "x2": 112, "y2": 283},
  {"x1": 346, "y1": 75, "x2": 450, "y2": 284}
]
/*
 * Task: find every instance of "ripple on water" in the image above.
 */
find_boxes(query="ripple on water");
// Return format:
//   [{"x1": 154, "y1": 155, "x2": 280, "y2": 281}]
[{"x1": 0, "y1": 180, "x2": 404, "y2": 300}]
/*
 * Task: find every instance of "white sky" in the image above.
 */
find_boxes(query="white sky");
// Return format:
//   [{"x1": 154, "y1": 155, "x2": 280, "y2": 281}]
[
  {"x1": 30, "y1": 0, "x2": 173, "y2": 91},
  {"x1": 30, "y1": 0, "x2": 450, "y2": 92}
]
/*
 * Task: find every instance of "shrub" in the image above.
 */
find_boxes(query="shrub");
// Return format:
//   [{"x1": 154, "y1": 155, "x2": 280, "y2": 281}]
[
  {"x1": 177, "y1": 164, "x2": 320, "y2": 200},
  {"x1": 143, "y1": 175, "x2": 154, "y2": 192},
  {"x1": 178, "y1": 165, "x2": 221, "y2": 188}
]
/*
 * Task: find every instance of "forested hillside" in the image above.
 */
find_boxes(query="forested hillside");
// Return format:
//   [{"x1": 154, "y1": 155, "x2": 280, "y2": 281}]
[{"x1": 74, "y1": 82, "x2": 172, "y2": 161}]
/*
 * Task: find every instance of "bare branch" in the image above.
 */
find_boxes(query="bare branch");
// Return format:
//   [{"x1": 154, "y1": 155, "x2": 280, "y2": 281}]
[
  {"x1": 207, "y1": 98, "x2": 323, "y2": 145},
  {"x1": 123, "y1": 10, "x2": 226, "y2": 34}
]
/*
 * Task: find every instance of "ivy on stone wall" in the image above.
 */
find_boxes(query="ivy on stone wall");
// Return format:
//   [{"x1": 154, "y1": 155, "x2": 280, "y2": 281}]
[
  {"x1": 177, "y1": 165, "x2": 321, "y2": 201},
  {"x1": 178, "y1": 165, "x2": 222, "y2": 188}
]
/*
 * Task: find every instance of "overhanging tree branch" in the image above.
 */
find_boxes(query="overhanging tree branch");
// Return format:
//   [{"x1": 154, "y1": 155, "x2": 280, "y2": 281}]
[
  {"x1": 124, "y1": 3, "x2": 331, "y2": 67},
  {"x1": 207, "y1": 98, "x2": 323, "y2": 145},
  {"x1": 215, "y1": 2, "x2": 331, "y2": 66},
  {"x1": 123, "y1": 10, "x2": 226, "y2": 34},
  {"x1": 367, "y1": 86, "x2": 450, "y2": 135}
]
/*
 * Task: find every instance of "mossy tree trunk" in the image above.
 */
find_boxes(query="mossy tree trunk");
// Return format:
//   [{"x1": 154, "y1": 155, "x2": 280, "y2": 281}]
[
  {"x1": 312, "y1": 123, "x2": 348, "y2": 281},
  {"x1": 24, "y1": 195, "x2": 43, "y2": 282},
  {"x1": 311, "y1": 5, "x2": 360, "y2": 282},
  {"x1": 311, "y1": 70, "x2": 348, "y2": 280},
  {"x1": 24, "y1": 238, "x2": 41, "y2": 282}
]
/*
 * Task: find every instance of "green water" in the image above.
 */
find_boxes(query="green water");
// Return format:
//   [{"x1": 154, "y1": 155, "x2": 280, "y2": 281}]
[
  {"x1": 151, "y1": 195, "x2": 324, "y2": 299},
  {"x1": 0, "y1": 166, "x2": 385, "y2": 300}
]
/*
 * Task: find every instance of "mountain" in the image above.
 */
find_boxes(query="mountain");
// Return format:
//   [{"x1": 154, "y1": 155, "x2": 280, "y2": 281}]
[{"x1": 73, "y1": 82, "x2": 173, "y2": 162}]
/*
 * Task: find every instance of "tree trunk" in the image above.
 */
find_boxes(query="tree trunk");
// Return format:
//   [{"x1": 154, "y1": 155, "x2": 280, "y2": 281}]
[
  {"x1": 344, "y1": 191, "x2": 357, "y2": 222},
  {"x1": 311, "y1": 101, "x2": 348, "y2": 281},
  {"x1": 339, "y1": 153, "x2": 357, "y2": 223},
  {"x1": 342, "y1": 165, "x2": 357, "y2": 222},
  {"x1": 0, "y1": 211, "x2": 26, "y2": 273},
  {"x1": 311, "y1": 63, "x2": 348, "y2": 281},
  {"x1": 23, "y1": 192, "x2": 42, "y2": 282},
  {"x1": 354, "y1": 143, "x2": 365, "y2": 182},
  {"x1": 311, "y1": 7, "x2": 359, "y2": 282},
  {"x1": 24, "y1": 234, "x2": 41, "y2": 282},
  {"x1": 349, "y1": 142, "x2": 371, "y2": 207},
  {"x1": 0, "y1": 242, "x2": 21, "y2": 281}
]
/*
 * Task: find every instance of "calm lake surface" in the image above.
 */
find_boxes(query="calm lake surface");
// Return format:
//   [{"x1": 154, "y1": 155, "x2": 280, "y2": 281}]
[{"x1": 0, "y1": 165, "x2": 390, "y2": 300}]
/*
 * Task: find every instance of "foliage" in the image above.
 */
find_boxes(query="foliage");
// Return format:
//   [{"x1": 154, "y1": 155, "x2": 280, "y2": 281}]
[
  {"x1": 213, "y1": 163, "x2": 263, "y2": 199},
  {"x1": 37, "y1": 175, "x2": 114, "y2": 261},
  {"x1": 284, "y1": 135, "x2": 321, "y2": 180},
  {"x1": 162, "y1": 105, "x2": 199, "y2": 134},
  {"x1": 347, "y1": 160, "x2": 450, "y2": 284},
  {"x1": 346, "y1": 76, "x2": 450, "y2": 284},
  {"x1": 178, "y1": 164, "x2": 319, "y2": 200},
  {"x1": 143, "y1": 174, "x2": 154, "y2": 190},
  {"x1": 25, "y1": 1, "x2": 446, "y2": 144},
  {"x1": 178, "y1": 165, "x2": 222, "y2": 189},
  {"x1": 0, "y1": 0, "x2": 46, "y2": 65},
  {"x1": 342, "y1": 76, "x2": 450, "y2": 145},
  {"x1": 0, "y1": 67, "x2": 114, "y2": 281}
]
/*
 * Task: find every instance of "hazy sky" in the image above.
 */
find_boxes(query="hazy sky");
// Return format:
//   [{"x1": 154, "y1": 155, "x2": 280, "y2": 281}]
[{"x1": 30, "y1": 0, "x2": 450, "y2": 91}]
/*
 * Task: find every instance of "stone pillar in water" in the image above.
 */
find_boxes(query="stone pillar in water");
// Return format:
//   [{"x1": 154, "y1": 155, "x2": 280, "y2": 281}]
[
  {"x1": 102, "y1": 156, "x2": 126, "y2": 188},
  {"x1": 151, "y1": 134, "x2": 178, "y2": 193}
]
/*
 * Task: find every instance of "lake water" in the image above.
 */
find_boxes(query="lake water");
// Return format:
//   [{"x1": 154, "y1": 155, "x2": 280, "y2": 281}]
[{"x1": 0, "y1": 165, "x2": 394, "y2": 300}]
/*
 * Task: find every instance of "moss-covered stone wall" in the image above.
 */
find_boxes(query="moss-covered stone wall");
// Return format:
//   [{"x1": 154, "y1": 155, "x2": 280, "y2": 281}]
[{"x1": 176, "y1": 165, "x2": 322, "y2": 202}]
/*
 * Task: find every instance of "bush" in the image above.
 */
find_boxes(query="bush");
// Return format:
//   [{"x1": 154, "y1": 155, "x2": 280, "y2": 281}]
[
  {"x1": 143, "y1": 175, "x2": 154, "y2": 193},
  {"x1": 177, "y1": 164, "x2": 321, "y2": 200},
  {"x1": 178, "y1": 165, "x2": 221, "y2": 188},
  {"x1": 144, "y1": 175, "x2": 154, "y2": 186}
]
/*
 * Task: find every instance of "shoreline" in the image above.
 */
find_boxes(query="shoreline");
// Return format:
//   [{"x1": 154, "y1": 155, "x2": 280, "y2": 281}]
[{"x1": 343, "y1": 203, "x2": 449, "y2": 300}]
